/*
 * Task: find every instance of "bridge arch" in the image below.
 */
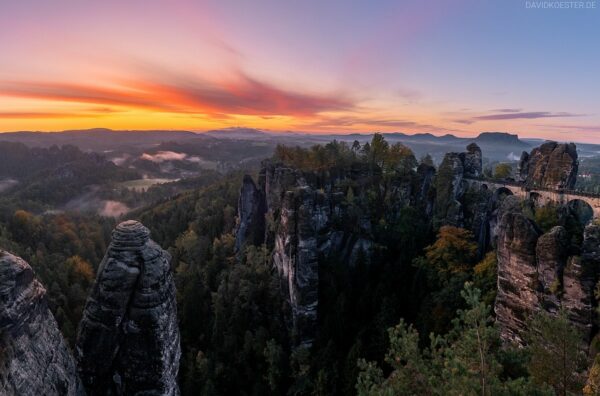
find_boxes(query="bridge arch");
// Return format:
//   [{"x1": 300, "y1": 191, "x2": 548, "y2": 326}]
[{"x1": 464, "y1": 177, "x2": 600, "y2": 219}]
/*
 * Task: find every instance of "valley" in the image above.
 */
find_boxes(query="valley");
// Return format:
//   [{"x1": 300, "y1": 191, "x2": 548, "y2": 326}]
[{"x1": 2, "y1": 130, "x2": 600, "y2": 395}]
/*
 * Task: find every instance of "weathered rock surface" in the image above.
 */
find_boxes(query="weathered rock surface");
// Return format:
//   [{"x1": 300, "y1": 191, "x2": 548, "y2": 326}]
[
  {"x1": 76, "y1": 220, "x2": 180, "y2": 396},
  {"x1": 434, "y1": 152, "x2": 465, "y2": 227},
  {"x1": 434, "y1": 143, "x2": 484, "y2": 228},
  {"x1": 235, "y1": 157, "x2": 432, "y2": 346},
  {"x1": 495, "y1": 210, "x2": 540, "y2": 345},
  {"x1": 0, "y1": 251, "x2": 84, "y2": 396},
  {"x1": 272, "y1": 187, "x2": 322, "y2": 347},
  {"x1": 520, "y1": 141, "x2": 578, "y2": 189},
  {"x1": 261, "y1": 162, "x2": 376, "y2": 346},
  {"x1": 463, "y1": 143, "x2": 483, "y2": 178},
  {"x1": 535, "y1": 226, "x2": 569, "y2": 311},
  {"x1": 517, "y1": 151, "x2": 530, "y2": 183},
  {"x1": 565, "y1": 224, "x2": 600, "y2": 340},
  {"x1": 496, "y1": 217, "x2": 599, "y2": 345},
  {"x1": 235, "y1": 175, "x2": 266, "y2": 253}
]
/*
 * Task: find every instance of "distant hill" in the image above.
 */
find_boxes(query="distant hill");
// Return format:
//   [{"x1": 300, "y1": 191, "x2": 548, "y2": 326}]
[
  {"x1": 0, "y1": 129, "x2": 199, "y2": 150},
  {"x1": 1, "y1": 128, "x2": 596, "y2": 165},
  {"x1": 204, "y1": 127, "x2": 271, "y2": 140}
]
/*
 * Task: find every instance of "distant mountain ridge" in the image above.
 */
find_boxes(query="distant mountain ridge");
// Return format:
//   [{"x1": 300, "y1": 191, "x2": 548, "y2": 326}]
[{"x1": 3, "y1": 127, "x2": 598, "y2": 164}]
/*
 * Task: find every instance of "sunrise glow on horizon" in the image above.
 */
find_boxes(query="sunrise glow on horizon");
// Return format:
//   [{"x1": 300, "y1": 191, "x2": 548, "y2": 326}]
[{"x1": 1, "y1": 0, "x2": 599, "y2": 141}]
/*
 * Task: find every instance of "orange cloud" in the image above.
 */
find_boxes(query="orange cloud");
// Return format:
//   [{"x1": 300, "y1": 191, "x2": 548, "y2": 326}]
[{"x1": 0, "y1": 70, "x2": 354, "y2": 120}]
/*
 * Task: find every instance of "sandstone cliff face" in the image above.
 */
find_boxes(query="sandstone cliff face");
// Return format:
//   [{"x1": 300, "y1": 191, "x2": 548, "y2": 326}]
[
  {"x1": 520, "y1": 141, "x2": 578, "y2": 189},
  {"x1": 494, "y1": 210, "x2": 540, "y2": 345},
  {"x1": 0, "y1": 251, "x2": 84, "y2": 396},
  {"x1": 535, "y1": 226, "x2": 569, "y2": 312},
  {"x1": 433, "y1": 143, "x2": 484, "y2": 228},
  {"x1": 235, "y1": 175, "x2": 266, "y2": 253},
  {"x1": 236, "y1": 158, "x2": 431, "y2": 346},
  {"x1": 272, "y1": 187, "x2": 322, "y2": 347},
  {"x1": 434, "y1": 152, "x2": 465, "y2": 227},
  {"x1": 463, "y1": 142, "x2": 483, "y2": 178},
  {"x1": 76, "y1": 220, "x2": 180, "y2": 396},
  {"x1": 261, "y1": 161, "x2": 377, "y2": 346},
  {"x1": 566, "y1": 224, "x2": 600, "y2": 339},
  {"x1": 495, "y1": 213, "x2": 599, "y2": 345}
]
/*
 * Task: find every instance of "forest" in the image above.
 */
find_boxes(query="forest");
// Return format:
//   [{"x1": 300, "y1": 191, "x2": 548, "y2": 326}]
[{"x1": 0, "y1": 135, "x2": 597, "y2": 395}]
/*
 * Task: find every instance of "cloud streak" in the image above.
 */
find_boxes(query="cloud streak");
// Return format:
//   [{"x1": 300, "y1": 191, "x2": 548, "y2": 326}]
[
  {"x1": 473, "y1": 111, "x2": 583, "y2": 121},
  {"x1": 0, "y1": 70, "x2": 354, "y2": 119}
]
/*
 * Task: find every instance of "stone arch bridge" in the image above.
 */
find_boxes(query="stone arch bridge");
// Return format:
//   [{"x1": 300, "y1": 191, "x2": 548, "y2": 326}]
[{"x1": 465, "y1": 177, "x2": 600, "y2": 219}]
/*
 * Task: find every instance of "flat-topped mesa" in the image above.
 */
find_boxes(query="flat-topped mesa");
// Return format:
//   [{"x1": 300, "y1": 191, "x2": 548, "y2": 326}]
[
  {"x1": 518, "y1": 141, "x2": 578, "y2": 189},
  {"x1": 0, "y1": 251, "x2": 84, "y2": 395},
  {"x1": 75, "y1": 220, "x2": 181, "y2": 396}
]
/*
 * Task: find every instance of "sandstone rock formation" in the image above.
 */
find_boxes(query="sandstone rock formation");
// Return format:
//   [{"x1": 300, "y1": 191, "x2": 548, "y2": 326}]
[
  {"x1": 433, "y1": 143, "x2": 483, "y2": 228},
  {"x1": 519, "y1": 141, "x2": 578, "y2": 189},
  {"x1": 463, "y1": 142, "x2": 483, "y2": 178},
  {"x1": 494, "y1": 210, "x2": 540, "y2": 345},
  {"x1": 535, "y1": 226, "x2": 569, "y2": 311},
  {"x1": 272, "y1": 187, "x2": 322, "y2": 347},
  {"x1": 261, "y1": 161, "x2": 375, "y2": 346},
  {"x1": 0, "y1": 250, "x2": 84, "y2": 396},
  {"x1": 495, "y1": 213, "x2": 599, "y2": 345},
  {"x1": 235, "y1": 157, "x2": 431, "y2": 346},
  {"x1": 567, "y1": 224, "x2": 600, "y2": 339},
  {"x1": 235, "y1": 175, "x2": 266, "y2": 253},
  {"x1": 433, "y1": 152, "x2": 465, "y2": 227},
  {"x1": 76, "y1": 220, "x2": 180, "y2": 396}
]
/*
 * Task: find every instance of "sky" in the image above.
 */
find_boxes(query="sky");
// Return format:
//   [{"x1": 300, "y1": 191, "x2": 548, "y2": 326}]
[{"x1": 0, "y1": 0, "x2": 599, "y2": 141}]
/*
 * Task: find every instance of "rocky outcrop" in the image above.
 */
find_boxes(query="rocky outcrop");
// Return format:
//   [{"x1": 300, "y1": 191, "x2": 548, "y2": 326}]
[
  {"x1": 463, "y1": 143, "x2": 482, "y2": 178},
  {"x1": 434, "y1": 153, "x2": 465, "y2": 227},
  {"x1": 261, "y1": 162, "x2": 376, "y2": 346},
  {"x1": 433, "y1": 143, "x2": 484, "y2": 228},
  {"x1": 535, "y1": 226, "x2": 569, "y2": 311},
  {"x1": 272, "y1": 187, "x2": 322, "y2": 347},
  {"x1": 235, "y1": 175, "x2": 266, "y2": 253},
  {"x1": 519, "y1": 141, "x2": 578, "y2": 189},
  {"x1": 75, "y1": 220, "x2": 180, "y2": 396},
  {"x1": 494, "y1": 210, "x2": 541, "y2": 345},
  {"x1": 0, "y1": 251, "x2": 84, "y2": 395},
  {"x1": 495, "y1": 215, "x2": 599, "y2": 345},
  {"x1": 565, "y1": 224, "x2": 600, "y2": 339},
  {"x1": 517, "y1": 151, "x2": 529, "y2": 183},
  {"x1": 235, "y1": 157, "x2": 431, "y2": 346}
]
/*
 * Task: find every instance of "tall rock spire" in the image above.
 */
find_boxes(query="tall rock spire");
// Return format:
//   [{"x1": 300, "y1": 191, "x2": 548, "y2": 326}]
[{"x1": 76, "y1": 220, "x2": 180, "y2": 395}]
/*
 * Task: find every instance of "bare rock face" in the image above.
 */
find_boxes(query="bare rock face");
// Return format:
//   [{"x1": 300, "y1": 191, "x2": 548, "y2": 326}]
[
  {"x1": 495, "y1": 211, "x2": 541, "y2": 345},
  {"x1": 535, "y1": 226, "x2": 569, "y2": 312},
  {"x1": 434, "y1": 152, "x2": 465, "y2": 227},
  {"x1": 262, "y1": 162, "x2": 375, "y2": 346},
  {"x1": 0, "y1": 251, "x2": 84, "y2": 395},
  {"x1": 434, "y1": 143, "x2": 484, "y2": 228},
  {"x1": 565, "y1": 224, "x2": 600, "y2": 339},
  {"x1": 521, "y1": 141, "x2": 578, "y2": 189},
  {"x1": 517, "y1": 151, "x2": 530, "y2": 183},
  {"x1": 272, "y1": 187, "x2": 322, "y2": 347},
  {"x1": 234, "y1": 175, "x2": 266, "y2": 253},
  {"x1": 235, "y1": 159, "x2": 430, "y2": 347},
  {"x1": 496, "y1": 218, "x2": 599, "y2": 345},
  {"x1": 75, "y1": 220, "x2": 180, "y2": 396},
  {"x1": 463, "y1": 143, "x2": 483, "y2": 178}
]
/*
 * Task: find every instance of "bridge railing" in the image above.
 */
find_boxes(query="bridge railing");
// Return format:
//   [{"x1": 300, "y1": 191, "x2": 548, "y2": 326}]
[{"x1": 463, "y1": 176, "x2": 600, "y2": 199}]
